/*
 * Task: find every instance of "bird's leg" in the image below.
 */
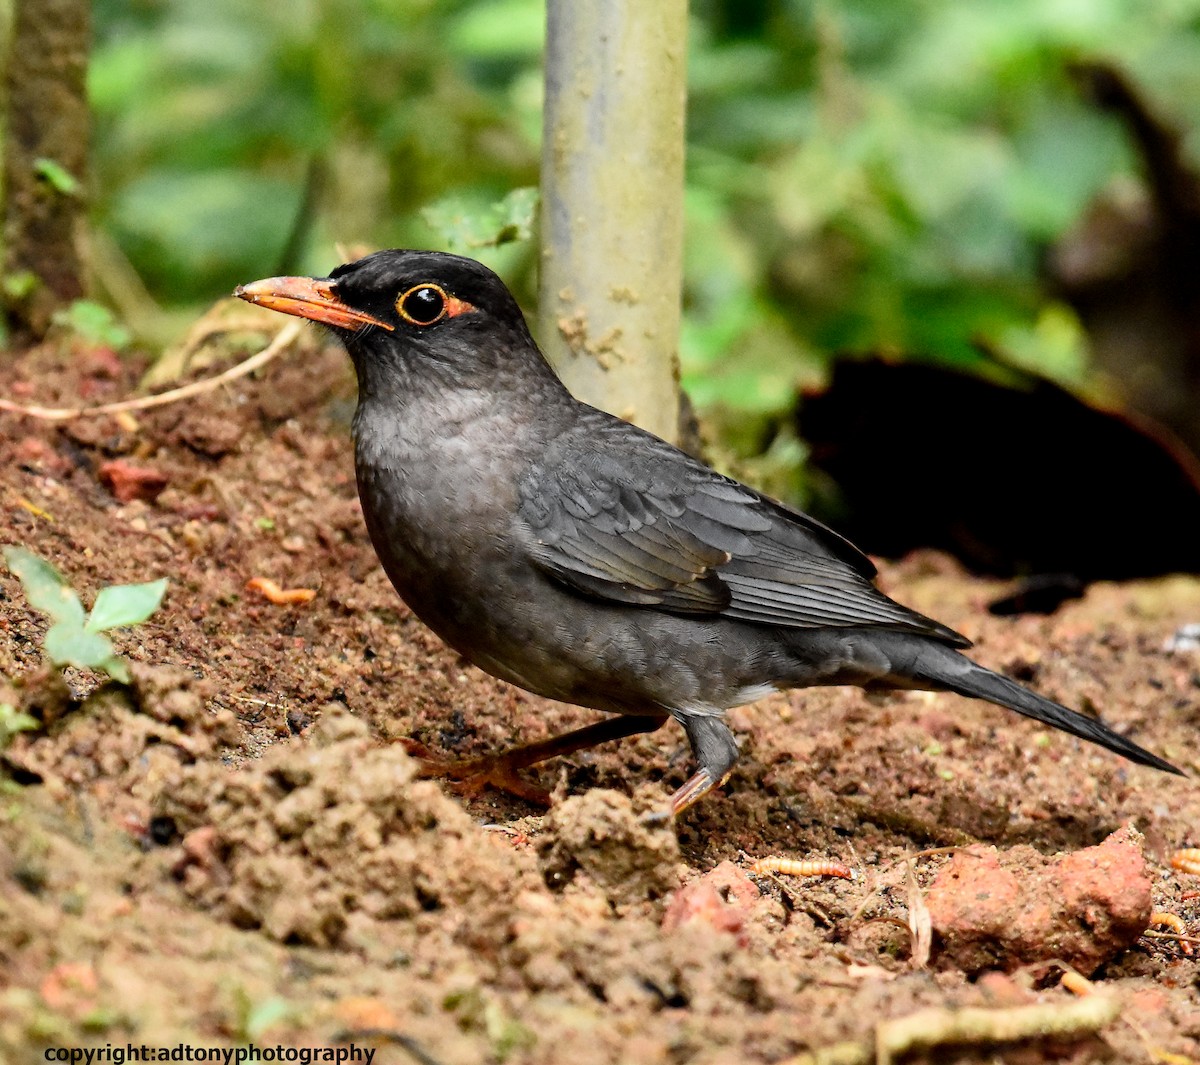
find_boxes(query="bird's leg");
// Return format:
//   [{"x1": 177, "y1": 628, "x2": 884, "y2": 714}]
[
  {"x1": 644, "y1": 713, "x2": 740, "y2": 823},
  {"x1": 400, "y1": 713, "x2": 669, "y2": 806}
]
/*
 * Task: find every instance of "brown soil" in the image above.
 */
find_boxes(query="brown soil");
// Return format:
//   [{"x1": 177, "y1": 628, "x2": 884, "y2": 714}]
[{"x1": 2, "y1": 325, "x2": 1200, "y2": 1065}]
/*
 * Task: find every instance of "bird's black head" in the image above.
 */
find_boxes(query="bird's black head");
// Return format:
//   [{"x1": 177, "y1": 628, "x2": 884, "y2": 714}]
[{"x1": 235, "y1": 249, "x2": 555, "y2": 396}]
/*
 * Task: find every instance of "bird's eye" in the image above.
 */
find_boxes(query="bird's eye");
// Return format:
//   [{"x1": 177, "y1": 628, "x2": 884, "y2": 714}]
[{"x1": 396, "y1": 284, "x2": 448, "y2": 326}]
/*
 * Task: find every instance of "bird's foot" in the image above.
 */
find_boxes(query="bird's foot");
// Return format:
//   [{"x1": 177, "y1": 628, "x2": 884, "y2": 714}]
[
  {"x1": 639, "y1": 767, "x2": 727, "y2": 826},
  {"x1": 397, "y1": 739, "x2": 553, "y2": 807}
]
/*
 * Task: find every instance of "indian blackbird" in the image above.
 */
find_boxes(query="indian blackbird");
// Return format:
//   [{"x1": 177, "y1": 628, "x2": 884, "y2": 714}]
[{"x1": 236, "y1": 250, "x2": 1180, "y2": 816}]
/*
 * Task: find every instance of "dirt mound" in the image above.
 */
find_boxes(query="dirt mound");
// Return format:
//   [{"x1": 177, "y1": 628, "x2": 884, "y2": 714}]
[
  {"x1": 4, "y1": 663, "x2": 241, "y2": 829},
  {"x1": 539, "y1": 788, "x2": 681, "y2": 905},
  {"x1": 154, "y1": 706, "x2": 536, "y2": 951}
]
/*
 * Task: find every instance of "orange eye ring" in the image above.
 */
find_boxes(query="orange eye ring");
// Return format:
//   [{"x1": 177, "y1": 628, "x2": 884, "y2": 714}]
[{"x1": 396, "y1": 284, "x2": 449, "y2": 326}]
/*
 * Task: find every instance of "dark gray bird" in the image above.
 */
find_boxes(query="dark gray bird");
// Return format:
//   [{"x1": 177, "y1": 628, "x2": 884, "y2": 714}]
[{"x1": 236, "y1": 250, "x2": 1180, "y2": 816}]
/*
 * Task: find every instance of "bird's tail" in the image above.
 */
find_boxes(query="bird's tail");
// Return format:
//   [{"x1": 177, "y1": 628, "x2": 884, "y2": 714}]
[{"x1": 877, "y1": 635, "x2": 1181, "y2": 775}]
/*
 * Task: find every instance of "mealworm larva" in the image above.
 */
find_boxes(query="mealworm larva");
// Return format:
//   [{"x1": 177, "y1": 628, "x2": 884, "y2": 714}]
[
  {"x1": 1170, "y1": 848, "x2": 1200, "y2": 875},
  {"x1": 1149, "y1": 911, "x2": 1195, "y2": 955},
  {"x1": 245, "y1": 577, "x2": 317, "y2": 605},
  {"x1": 1151, "y1": 911, "x2": 1187, "y2": 935},
  {"x1": 750, "y1": 857, "x2": 857, "y2": 881},
  {"x1": 1060, "y1": 971, "x2": 1095, "y2": 997}
]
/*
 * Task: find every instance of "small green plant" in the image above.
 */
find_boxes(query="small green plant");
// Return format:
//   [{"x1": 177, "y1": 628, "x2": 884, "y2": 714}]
[
  {"x1": 2, "y1": 547, "x2": 167, "y2": 684},
  {"x1": 50, "y1": 300, "x2": 132, "y2": 351}
]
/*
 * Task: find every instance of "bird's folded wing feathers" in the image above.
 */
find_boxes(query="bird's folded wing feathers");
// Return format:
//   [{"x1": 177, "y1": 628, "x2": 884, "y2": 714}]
[{"x1": 517, "y1": 428, "x2": 969, "y2": 645}]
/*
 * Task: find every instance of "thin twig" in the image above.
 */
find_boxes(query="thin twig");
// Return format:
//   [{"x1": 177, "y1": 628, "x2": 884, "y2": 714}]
[
  {"x1": 228, "y1": 694, "x2": 290, "y2": 712},
  {"x1": 0, "y1": 320, "x2": 303, "y2": 422},
  {"x1": 1143, "y1": 929, "x2": 1200, "y2": 948},
  {"x1": 878, "y1": 845, "x2": 965, "y2": 870}
]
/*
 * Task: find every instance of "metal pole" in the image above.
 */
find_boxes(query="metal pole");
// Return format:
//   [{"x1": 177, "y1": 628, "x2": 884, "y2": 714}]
[{"x1": 538, "y1": 0, "x2": 688, "y2": 443}]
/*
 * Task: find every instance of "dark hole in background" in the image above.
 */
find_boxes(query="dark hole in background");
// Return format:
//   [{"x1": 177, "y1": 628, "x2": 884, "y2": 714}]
[{"x1": 797, "y1": 358, "x2": 1200, "y2": 586}]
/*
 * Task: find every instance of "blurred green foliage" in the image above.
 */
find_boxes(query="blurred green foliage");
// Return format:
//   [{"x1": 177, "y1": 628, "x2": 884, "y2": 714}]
[
  {"x1": 90, "y1": 0, "x2": 1200, "y2": 421},
  {"x1": 51, "y1": 299, "x2": 132, "y2": 350},
  {"x1": 2, "y1": 547, "x2": 168, "y2": 684},
  {"x1": 34, "y1": 157, "x2": 83, "y2": 196},
  {"x1": 421, "y1": 185, "x2": 539, "y2": 252}
]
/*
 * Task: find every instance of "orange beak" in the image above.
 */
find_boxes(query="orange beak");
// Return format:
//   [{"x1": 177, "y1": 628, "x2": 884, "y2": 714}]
[{"x1": 234, "y1": 276, "x2": 394, "y2": 331}]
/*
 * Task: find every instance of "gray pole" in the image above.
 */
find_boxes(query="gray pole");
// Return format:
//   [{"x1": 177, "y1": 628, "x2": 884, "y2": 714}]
[{"x1": 538, "y1": 0, "x2": 688, "y2": 443}]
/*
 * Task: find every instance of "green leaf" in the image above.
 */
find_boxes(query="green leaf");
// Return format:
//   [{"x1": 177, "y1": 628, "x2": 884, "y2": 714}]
[
  {"x1": 3, "y1": 548, "x2": 86, "y2": 627},
  {"x1": 85, "y1": 578, "x2": 168, "y2": 633},
  {"x1": 33, "y1": 157, "x2": 81, "y2": 196},
  {"x1": 490, "y1": 187, "x2": 538, "y2": 248},
  {"x1": 100, "y1": 658, "x2": 131, "y2": 684},
  {"x1": 43, "y1": 622, "x2": 120, "y2": 673}
]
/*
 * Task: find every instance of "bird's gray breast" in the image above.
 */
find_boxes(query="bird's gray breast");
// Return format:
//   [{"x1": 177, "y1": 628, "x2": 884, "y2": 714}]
[{"x1": 351, "y1": 391, "x2": 558, "y2": 675}]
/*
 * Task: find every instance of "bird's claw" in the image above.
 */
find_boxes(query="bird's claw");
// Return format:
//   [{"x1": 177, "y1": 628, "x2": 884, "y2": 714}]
[
  {"x1": 445, "y1": 763, "x2": 553, "y2": 807},
  {"x1": 397, "y1": 739, "x2": 553, "y2": 807},
  {"x1": 638, "y1": 806, "x2": 675, "y2": 828},
  {"x1": 637, "y1": 768, "x2": 727, "y2": 827}
]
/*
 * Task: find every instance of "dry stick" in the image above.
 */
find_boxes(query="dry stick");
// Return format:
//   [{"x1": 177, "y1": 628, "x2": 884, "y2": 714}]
[
  {"x1": 0, "y1": 320, "x2": 303, "y2": 421},
  {"x1": 879, "y1": 845, "x2": 964, "y2": 869},
  {"x1": 904, "y1": 859, "x2": 933, "y2": 969},
  {"x1": 874, "y1": 995, "x2": 1121, "y2": 1065},
  {"x1": 1143, "y1": 929, "x2": 1200, "y2": 949},
  {"x1": 781, "y1": 994, "x2": 1121, "y2": 1065}
]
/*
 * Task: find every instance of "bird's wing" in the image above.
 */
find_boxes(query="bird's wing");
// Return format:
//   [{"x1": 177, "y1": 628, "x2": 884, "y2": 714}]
[{"x1": 517, "y1": 420, "x2": 969, "y2": 645}]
